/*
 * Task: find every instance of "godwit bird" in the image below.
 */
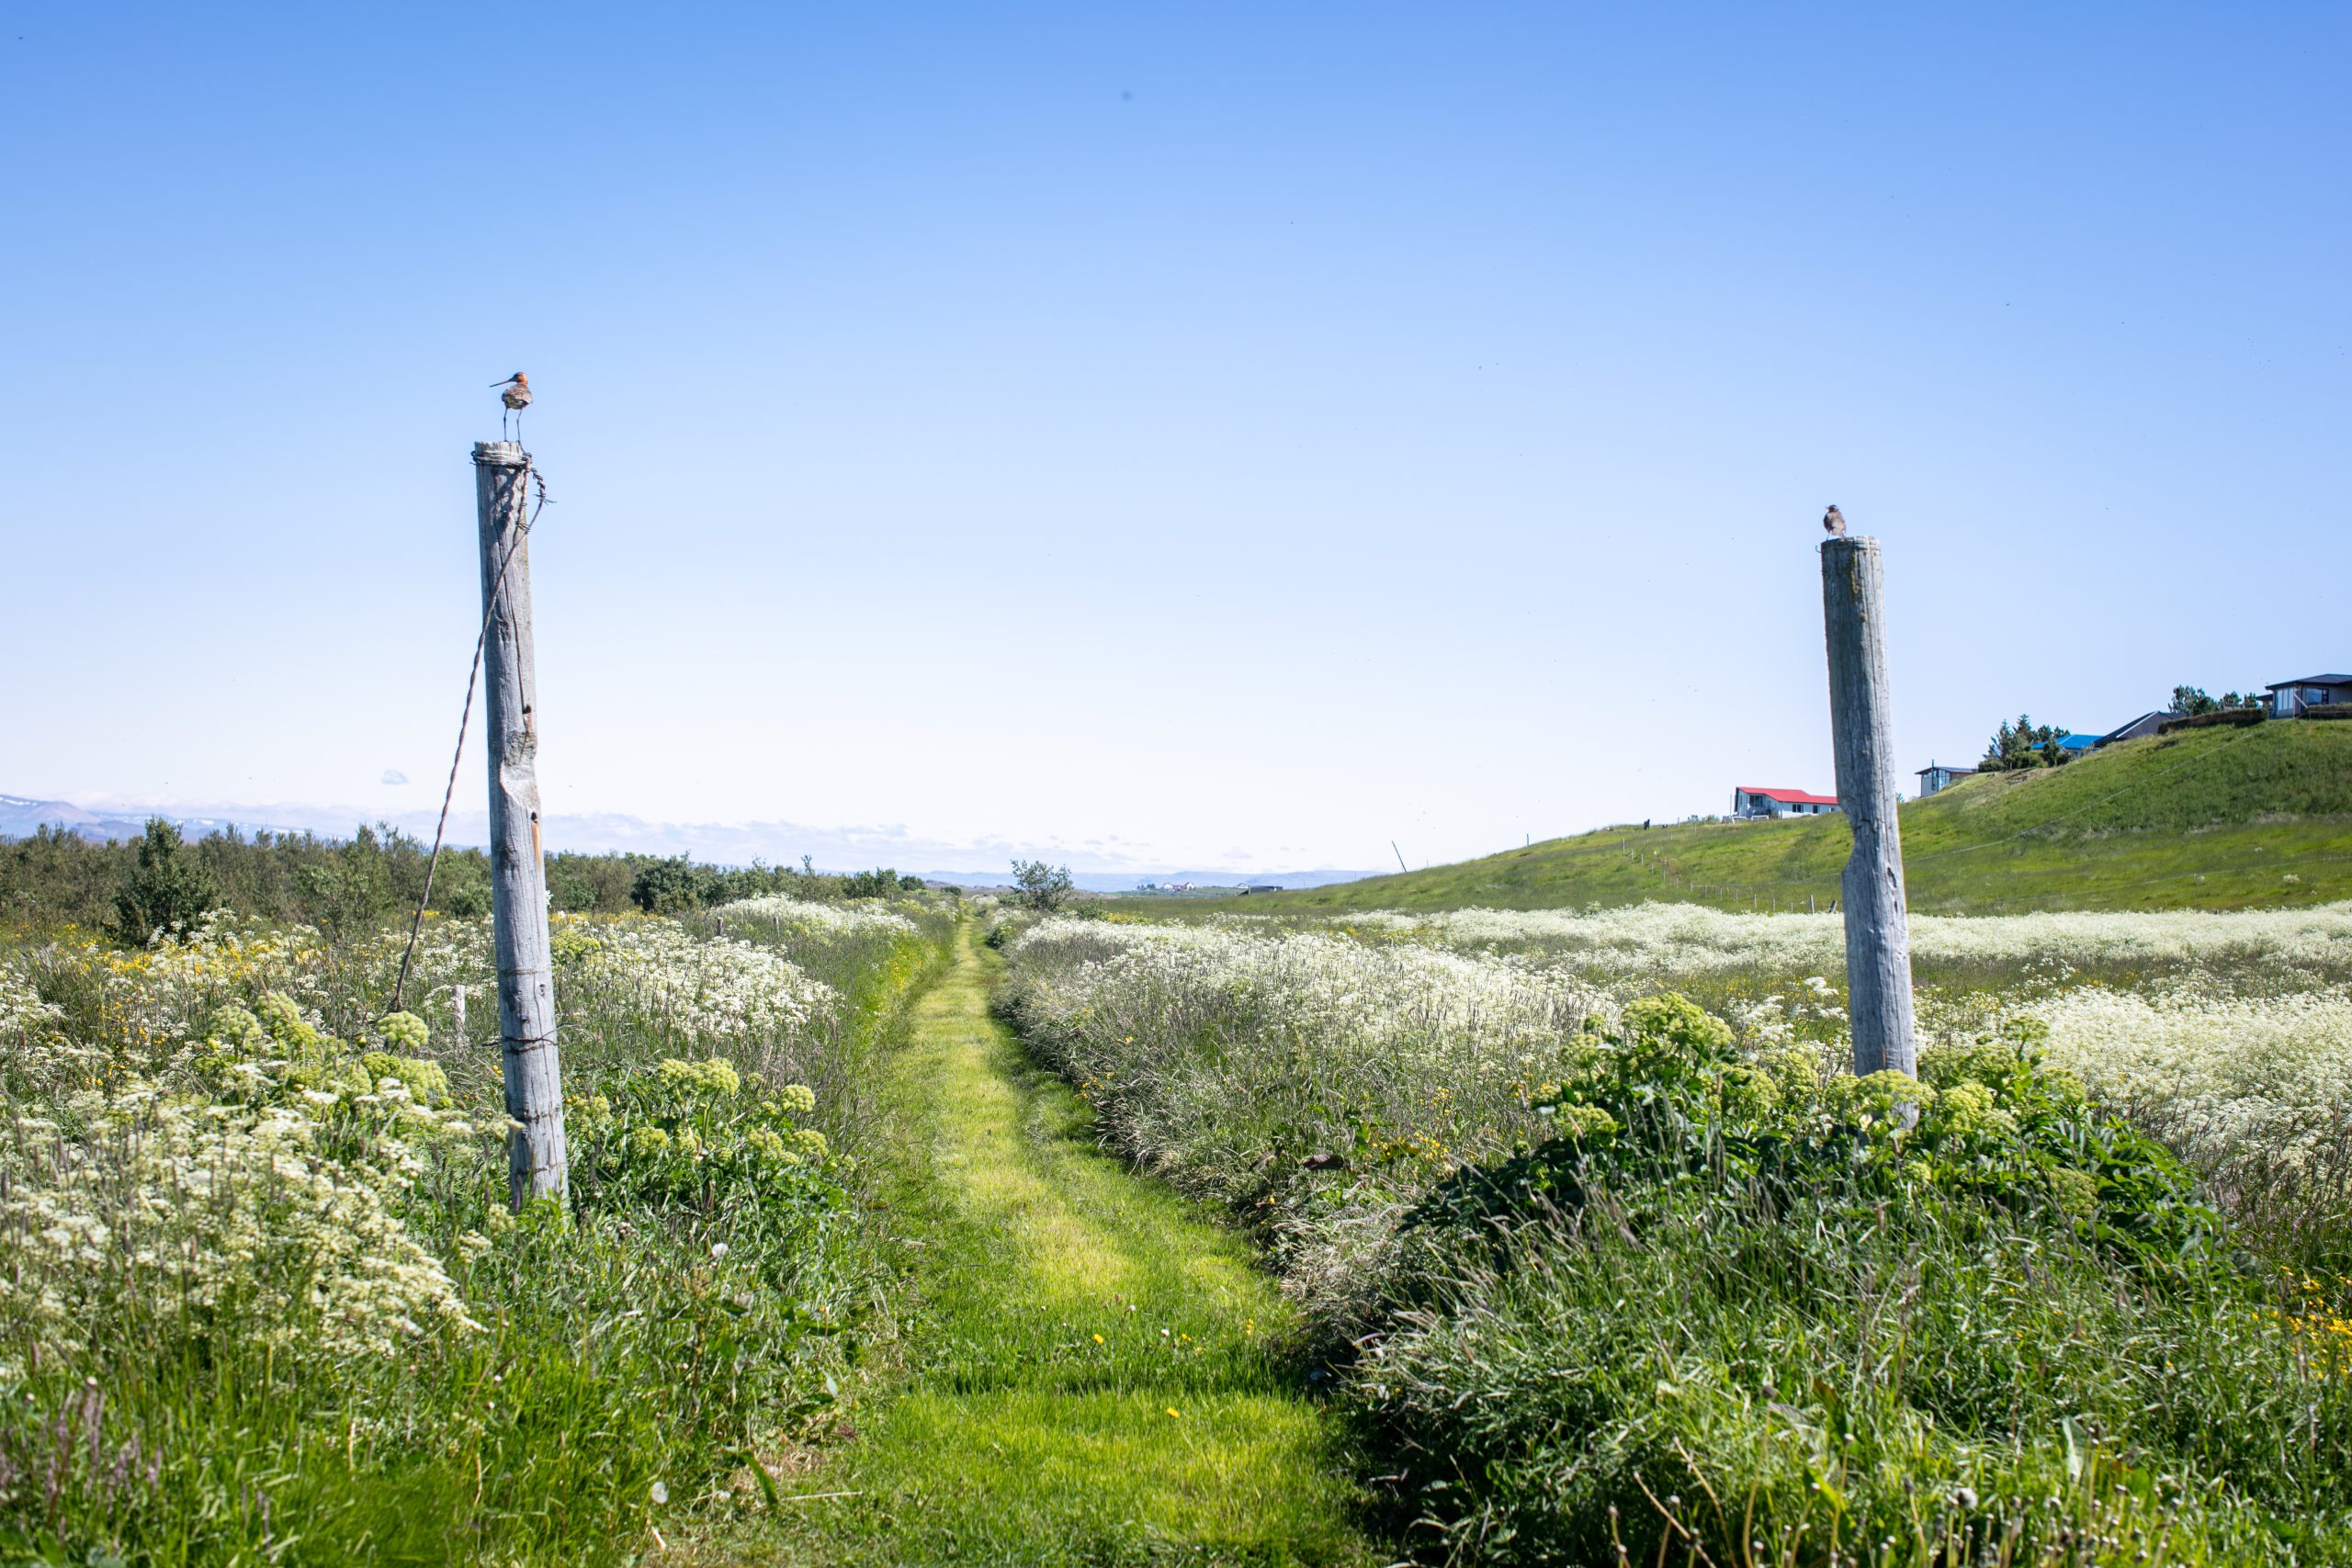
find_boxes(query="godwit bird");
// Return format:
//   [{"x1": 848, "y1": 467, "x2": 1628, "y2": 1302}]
[
  {"x1": 492, "y1": 373, "x2": 532, "y2": 442},
  {"x1": 1822, "y1": 504, "x2": 1848, "y2": 538}
]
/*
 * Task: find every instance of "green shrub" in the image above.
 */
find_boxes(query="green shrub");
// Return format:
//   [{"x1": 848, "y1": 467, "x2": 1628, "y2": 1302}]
[
  {"x1": 429, "y1": 852, "x2": 492, "y2": 917},
  {"x1": 630, "y1": 854, "x2": 712, "y2": 913},
  {"x1": 838, "y1": 867, "x2": 906, "y2": 900},
  {"x1": 1360, "y1": 998, "x2": 2349, "y2": 1565},
  {"x1": 110, "y1": 818, "x2": 219, "y2": 941},
  {"x1": 1414, "y1": 998, "x2": 2212, "y2": 1272}
]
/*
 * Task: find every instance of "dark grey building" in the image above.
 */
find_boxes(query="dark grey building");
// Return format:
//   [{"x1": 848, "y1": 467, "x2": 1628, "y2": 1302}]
[{"x1": 2264, "y1": 674, "x2": 2352, "y2": 717}]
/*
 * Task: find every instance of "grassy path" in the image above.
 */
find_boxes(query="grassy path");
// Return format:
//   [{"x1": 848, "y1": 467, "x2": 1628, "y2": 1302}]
[{"x1": 768, "y1": 919, "x2": 1374, "y2": 1566}]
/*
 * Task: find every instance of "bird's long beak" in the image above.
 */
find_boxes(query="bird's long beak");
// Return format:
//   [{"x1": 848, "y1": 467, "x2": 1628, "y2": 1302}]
[{"x1": 490, "y1": 378, "x2": 511, "y2": 387}]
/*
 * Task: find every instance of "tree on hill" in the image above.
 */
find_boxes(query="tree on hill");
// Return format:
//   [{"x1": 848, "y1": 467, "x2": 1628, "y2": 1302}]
[
  {"x1": 2174, "y1": 683, "x2": 2263, "y2": 716},
  {"x1": 2171, "y1": 684, "x2": 2220, "y2": 716},
  {"x1": 1979, "y1": 714, "x2": 2073, "y2": 773}
]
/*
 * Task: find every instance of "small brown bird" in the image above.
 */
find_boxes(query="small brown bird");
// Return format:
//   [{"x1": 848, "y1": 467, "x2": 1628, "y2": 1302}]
[
  {"x1": 1822, "y1": 503, "x2": 1848, "y2": 538},
  {"x1": 492, "y1": 373, "x2": 532, "y2": 441}
]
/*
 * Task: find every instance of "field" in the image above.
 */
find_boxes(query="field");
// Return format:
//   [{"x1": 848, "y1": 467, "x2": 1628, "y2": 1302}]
[
  {"x1": 0, "y1": 886, "x2": 949, "y2": 1564},
  {"x1": 999, "y1": 898, "x2": 2352, "y2": 1564},
  {"x1": 0, "y1": 839, "x2": 1376, "y2": 1566},
  {"x1": 6, "y1": 827, "x2": 2352, "y2": 1564},
  {"x1": 1163, "y1": 721, "x2": 2352, "y2": 917}
]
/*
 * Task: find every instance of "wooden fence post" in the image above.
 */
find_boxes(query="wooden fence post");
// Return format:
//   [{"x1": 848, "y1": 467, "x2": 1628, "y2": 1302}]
[
  {"x1": 1820, "y1": 535, "x2": 1917, "y2": 1077},
  {"x1": 474, "y1": 440, "x2": 568, "y2": 1206}
]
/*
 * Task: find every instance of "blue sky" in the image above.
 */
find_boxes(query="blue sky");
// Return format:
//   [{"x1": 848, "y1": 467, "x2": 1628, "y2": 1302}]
[{"x1": 4, "y1": 4, "x2": 2345, "y2": 874}]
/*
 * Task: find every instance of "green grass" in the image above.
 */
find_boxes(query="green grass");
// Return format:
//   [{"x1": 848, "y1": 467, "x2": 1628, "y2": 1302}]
[
  {"x1": 0, "y1": 904, "x2": 956, "y2": 1567},
  {"x1": 999, "y1": 924, "x2": 2352, "y2": 1566},
  {"x1": 1168, "y1": 721, "x2": 2352, "y2": 917},
  {"x1": 749, "y1": 919, "x2": 1375, "y2": 1567}
]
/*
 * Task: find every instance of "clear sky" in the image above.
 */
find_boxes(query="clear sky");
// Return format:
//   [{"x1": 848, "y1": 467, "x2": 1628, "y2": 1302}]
[{"x1": 4, "y1": 4, "x2": 2345, "y2": 875}]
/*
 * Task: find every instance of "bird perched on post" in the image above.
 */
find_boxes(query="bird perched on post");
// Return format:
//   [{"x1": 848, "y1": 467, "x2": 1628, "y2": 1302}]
[
  {"x1": 1822, "y1": 504, "x2": 1848, "y2": 538},
  {"x1": 492, "y1": 373, "x2": 532, "y2": 442}
]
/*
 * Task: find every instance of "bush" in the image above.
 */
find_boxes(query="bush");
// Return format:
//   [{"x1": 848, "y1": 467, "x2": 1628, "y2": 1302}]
[
  {"x1": 629, "y1": 855, "x2": 711, "y2": 914},
  {"x1": 837, "y1": 867, "x2": 910, "y2": 900},
  {"x1": 110, "y1": 818, "x2": 220, "y2": 942},
  {"x1": 1358, "y1": 999, "x2": 2348, "y2": 1565},
  {"x1": 1408, "y1": 1001, "x2": 2211, "y2": 1269},
  {"x1": 428, "y1": 851, "x2": 492, "y2": 918},
  {"x1": 2158, "y1": 706, "x2": 2266, "y2": 734},
  {"x1": 548, "y1": 852, "x2": 643, "y2": 913},
  {"x1": 1010, "y1": 859, "x2": 1074, "y2": 912}
]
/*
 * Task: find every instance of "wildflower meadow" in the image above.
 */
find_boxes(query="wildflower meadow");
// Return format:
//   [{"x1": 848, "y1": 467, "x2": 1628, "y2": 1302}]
[
  {"x1": 8, "y1": 861, "x2": 2350, "y2": 1566},
  {"x1": 998, "y1": 903, "x2": 2352, "y2": 1565},
  {"x1": 0, "y1": 889, "x2": 949, "y2": 1564}
]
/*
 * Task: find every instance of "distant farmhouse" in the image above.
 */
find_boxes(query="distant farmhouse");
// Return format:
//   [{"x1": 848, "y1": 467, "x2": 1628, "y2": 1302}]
[
  {"x1": 1916, "y1": 762, "x2": 1974, "y2": 797},
  {"x1": 2267, "y1": 673, "x2": 2352, "y2": 717},
  {"x1": 1731, "y1": 786, "x2": 1839, "y2": 819}
]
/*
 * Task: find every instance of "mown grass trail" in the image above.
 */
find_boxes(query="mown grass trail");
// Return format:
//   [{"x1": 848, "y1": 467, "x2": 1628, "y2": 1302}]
[{"x1": 763, "y1": 919, "x2": 1376, "y2": 1567}]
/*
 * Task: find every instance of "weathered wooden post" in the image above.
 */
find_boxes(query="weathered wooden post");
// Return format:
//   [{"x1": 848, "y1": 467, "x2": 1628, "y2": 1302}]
[
  {"x1": 1820, "y1": 535, "x2": 1917, "y2": 1077},
  {"x1": 475, "y1": 440, "x2": 568, "y2": 1206}
]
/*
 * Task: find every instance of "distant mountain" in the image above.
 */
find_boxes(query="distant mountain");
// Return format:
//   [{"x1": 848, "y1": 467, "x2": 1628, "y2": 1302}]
[
  {"x1": 1092, "y1": 868, "x2": 1385, "y2": 893},
  {"x1": 0, "y1": 795, "x2": 332, "y2": 844},
  {"x1": 0, "y1": 793, "x2": 1385, "y2": 893},
  {"x1": 2, "y1": 795, "x2": 167, "y2": 841},
  {"x1": 918, "y1": 868, "x2": 1387, "y2": 894}
]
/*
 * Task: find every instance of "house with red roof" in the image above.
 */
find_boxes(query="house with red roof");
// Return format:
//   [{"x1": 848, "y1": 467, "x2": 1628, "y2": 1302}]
[{"x1": 1731, "y1": 785, "x2": 1840, "y2": 819}]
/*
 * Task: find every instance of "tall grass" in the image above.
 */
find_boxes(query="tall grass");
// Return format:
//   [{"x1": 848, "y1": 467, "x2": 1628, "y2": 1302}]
[
  {"x1": 0, "y1": 896, "x2": 949, "y2": 1564},
  {"x1": 1001, "y1": 915, "x2": 2352, "y2": 1565}
]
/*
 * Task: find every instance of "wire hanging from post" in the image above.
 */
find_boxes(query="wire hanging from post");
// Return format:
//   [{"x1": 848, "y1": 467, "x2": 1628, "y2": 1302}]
[{"x1": 390, "y1": 460, "x2": 550, "y2": 1013}]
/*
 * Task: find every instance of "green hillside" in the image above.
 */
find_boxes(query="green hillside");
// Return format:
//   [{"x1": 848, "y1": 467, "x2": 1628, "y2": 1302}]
[{"x1": 1190, "y1": 720, "x2": 2352, "y2": 916}]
